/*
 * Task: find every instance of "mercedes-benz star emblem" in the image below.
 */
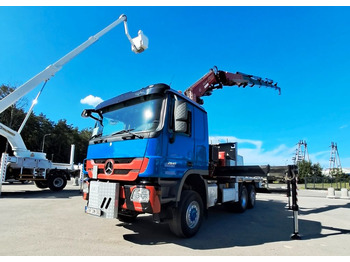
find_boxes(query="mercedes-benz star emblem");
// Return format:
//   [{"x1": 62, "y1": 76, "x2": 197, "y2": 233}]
[{"x1": 104, "y1": 160, "x2": 114, "y2": 175}]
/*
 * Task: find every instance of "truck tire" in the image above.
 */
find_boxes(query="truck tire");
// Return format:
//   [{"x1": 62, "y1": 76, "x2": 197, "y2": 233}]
[
  {"x1": 247, "y1": 184, "x2": 256, "y2": 209},
  {"x1": 230, "y1": 184, "x2": 248, "y2": 213},
  {"x1": 34, "y1": 180, "x2": 48, "y2": 189},
  {"x1": 169, "y1": 190, "x2": 203, "y2": 238},
  {"x1": 48, "y1": 173, "x2": 67, "y2": 191}
]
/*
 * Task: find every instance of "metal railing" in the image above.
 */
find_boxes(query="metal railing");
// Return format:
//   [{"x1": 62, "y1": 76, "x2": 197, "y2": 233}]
[{"x1": 304, "y1": 176, "x2": 350, "y2": 190}]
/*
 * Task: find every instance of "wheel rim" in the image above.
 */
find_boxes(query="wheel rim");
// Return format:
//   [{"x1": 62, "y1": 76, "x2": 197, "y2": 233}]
[
  {"x1": 186, "y1": 201, "x2": 200, "y2": 229},
  {"x1": 53, "y1": 177, "x2": 64, "y2": 188},
  {"x1": 250, "y1": 190, "x2": 256, "y2": 206},
  {"x1": 241, "y1": 189, "x2": 248, "y2": 208}
]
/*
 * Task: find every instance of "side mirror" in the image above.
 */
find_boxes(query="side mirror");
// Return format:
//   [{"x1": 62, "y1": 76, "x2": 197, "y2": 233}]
[
  {"x1": 81, "y1": 109, "x2": 92, "y2": 118},
  {"x1": 174, "y1": 100, "x2": 188, "y2": 133}
]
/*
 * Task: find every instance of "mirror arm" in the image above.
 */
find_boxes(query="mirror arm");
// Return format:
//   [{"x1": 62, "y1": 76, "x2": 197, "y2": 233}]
[{"x1": 82, "y1": 109, "x2": 103, "y2": 126}]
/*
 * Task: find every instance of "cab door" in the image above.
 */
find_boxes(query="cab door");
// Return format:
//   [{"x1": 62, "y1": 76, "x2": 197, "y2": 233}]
[{"x1": 165, "y1": 94, "x2": 194, "y2": 178}]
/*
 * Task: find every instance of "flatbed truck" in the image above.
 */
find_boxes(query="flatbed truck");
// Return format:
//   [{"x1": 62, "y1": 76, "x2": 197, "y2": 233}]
[{"x1": 82, "y1": 67, "x2": 283, "y2": 237}]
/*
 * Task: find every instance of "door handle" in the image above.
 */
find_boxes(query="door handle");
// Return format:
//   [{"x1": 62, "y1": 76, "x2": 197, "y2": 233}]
[{"x1": 187, "y1": 161, "x2": 193, "y2": 167}]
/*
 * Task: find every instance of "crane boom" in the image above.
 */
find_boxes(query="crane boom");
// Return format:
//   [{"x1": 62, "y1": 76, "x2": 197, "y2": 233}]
[{"x1": 184, "y1": 66, "x2": 281, "y2": 105}]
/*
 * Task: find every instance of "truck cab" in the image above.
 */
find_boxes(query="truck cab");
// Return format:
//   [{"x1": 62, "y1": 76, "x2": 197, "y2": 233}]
[
  {"x1": 83, "y1": 84, "x2": 209, "y2": 230},
  {"x1": 84, "y1": 83, "x2": 208, "y2": 176}
]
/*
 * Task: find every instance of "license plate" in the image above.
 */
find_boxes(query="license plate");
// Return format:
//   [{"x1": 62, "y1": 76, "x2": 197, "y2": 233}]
[{"x1": 85, "y1": 206, "x2": 101, "y2": 217}]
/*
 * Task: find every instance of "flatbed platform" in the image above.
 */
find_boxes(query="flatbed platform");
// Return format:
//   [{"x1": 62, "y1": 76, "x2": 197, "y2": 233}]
[{"x1": 212, "y1": 165, "x2": 270, "y2": 177}]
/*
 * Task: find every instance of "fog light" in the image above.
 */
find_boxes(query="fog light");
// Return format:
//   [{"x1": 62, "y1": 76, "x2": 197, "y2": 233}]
[{"x1": 130, "y1": 188, "x2": 150, "y2": 203}]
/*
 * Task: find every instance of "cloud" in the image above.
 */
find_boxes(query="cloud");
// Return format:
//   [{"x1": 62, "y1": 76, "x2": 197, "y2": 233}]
[{"x1": 80, "y1": 95, "x2": 103, "y2": 107}]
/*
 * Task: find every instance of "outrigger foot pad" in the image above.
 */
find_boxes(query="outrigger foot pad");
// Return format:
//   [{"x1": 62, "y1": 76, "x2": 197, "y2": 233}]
[{"x1": 291, "y1": 233, "x2": 301, "y2": 240}]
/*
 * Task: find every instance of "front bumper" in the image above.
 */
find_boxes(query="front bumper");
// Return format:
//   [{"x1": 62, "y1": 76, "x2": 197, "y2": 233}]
[{"x1": 85, "y1": 181, "x2": 161, "y2": 219}]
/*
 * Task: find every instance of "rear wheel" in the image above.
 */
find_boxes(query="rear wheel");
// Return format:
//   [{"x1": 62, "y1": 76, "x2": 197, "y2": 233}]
[
  {"x1": 247, "y1": 184, "x2": 256, "y2": 209},
  {"x1": 169, "y1": 190, "x2": 204, "y2": 238},
  {"x1": 230, "y1": 184, "x2": 248, "y2": 213},
  {"x1": 48, "y1": 173, "x2": 67, "y2": 191}
]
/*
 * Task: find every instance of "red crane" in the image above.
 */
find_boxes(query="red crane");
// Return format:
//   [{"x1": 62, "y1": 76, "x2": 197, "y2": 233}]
[{"x1": 184, "y1": 66, "x2": 281, "y2": 105}]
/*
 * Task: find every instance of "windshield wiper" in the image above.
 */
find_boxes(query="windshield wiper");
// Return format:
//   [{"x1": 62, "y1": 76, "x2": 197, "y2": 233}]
[
  {"x1": 111, "y1": 128, "x2": 135, "y2": 136},
  {"x1": 111, "y1": 129, "x2": 144, "y2": 139}
]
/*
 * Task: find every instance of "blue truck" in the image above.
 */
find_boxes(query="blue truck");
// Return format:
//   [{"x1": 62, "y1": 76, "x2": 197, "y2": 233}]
[{"x1": 82, "y1": 67, "x2": 280, "y2": 237}]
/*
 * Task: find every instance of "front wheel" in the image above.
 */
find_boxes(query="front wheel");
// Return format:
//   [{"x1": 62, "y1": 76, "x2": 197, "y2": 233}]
[{"x1": 169, "y1": 190, "x2": 204, "y2": 238}]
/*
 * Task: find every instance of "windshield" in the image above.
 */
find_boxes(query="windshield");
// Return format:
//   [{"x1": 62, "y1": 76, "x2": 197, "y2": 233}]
[{"x1": 92, "y1": 95, "x2": 164, "y2": 138}]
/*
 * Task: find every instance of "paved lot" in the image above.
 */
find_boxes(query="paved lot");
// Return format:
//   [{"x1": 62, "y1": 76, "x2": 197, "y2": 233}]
[{"x1": 0, "y1": 182, "x2": 349, "y2": 256}]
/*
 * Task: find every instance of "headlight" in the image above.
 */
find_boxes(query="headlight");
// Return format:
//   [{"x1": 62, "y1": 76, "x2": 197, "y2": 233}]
[{"x1": 130, "y1": 188, "x2": 150, "y2": 203}]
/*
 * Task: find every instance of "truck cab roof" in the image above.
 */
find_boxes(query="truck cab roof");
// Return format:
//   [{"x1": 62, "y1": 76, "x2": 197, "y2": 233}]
[
  {"x1": 95, "y1": 83, "x2": 170, "y2": 110},
  {"x1": 95, "y1": 83, "x2": 206, "y2": 112}
]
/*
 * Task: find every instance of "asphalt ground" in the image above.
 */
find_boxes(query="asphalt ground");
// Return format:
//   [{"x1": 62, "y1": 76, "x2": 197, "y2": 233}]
[{"x1": 0, "y1": 182, "x2": 349, "y2": 256}]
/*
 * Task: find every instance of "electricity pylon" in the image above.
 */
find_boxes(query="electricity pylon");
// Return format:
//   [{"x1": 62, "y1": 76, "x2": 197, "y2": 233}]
[
  {"x1": 292, "y1": 140, "x2": 310, "y2": 164},
  {"x1": 329, "y1": 142, "x2": 342, "y2": 176}
]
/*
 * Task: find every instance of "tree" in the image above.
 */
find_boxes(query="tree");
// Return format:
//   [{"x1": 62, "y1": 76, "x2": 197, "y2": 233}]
[
  {"x1": 0, "y1": 84, "x2": 14, "y2": 99},
  {"x1": 330, "y1": 168, "x2": 347, "y2": 179},
  {"x1": 297, "y1": 160, "x2": 323, "y2": 183},
  {"x1": 311, "y1": 162, "x2": 323, "y2": 177},
  {"x1": 297, "y1": 160, "x2": 312, "y2": 183},
  {"x1": 72, "y1": 128, "x2": 92, "y2": 164},
  {"x1": 21, "y1": 113, "x2": 55, "y2": 152}
]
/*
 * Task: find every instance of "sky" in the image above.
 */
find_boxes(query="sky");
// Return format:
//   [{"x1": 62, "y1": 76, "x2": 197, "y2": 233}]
[{"x1": 0, "y1": 5, "x2": 349, "y2": 168}]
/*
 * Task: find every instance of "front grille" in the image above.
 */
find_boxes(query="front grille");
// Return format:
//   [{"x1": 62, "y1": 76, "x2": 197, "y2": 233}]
[
  {"x1": 86, "y1": 157, "x2": 148, "y2": 181},
  {"x1": 98, "y1": 168, "x2": 131, "y2": 175},
  {"x1": 94, "y1": 158, "x2": 135, "y2": 164},
  {"x1": 114, "y1": 169, "x2": 131, "y2": 175}
]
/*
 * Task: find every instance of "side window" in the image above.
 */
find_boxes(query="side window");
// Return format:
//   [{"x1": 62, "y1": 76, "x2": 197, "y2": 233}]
[
  {"x1": 168, "y1": 95, "x2": 175, "y2": 131},
  {"x1": 171, "y1": 94, "x2": 191, "y2": 136}
]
